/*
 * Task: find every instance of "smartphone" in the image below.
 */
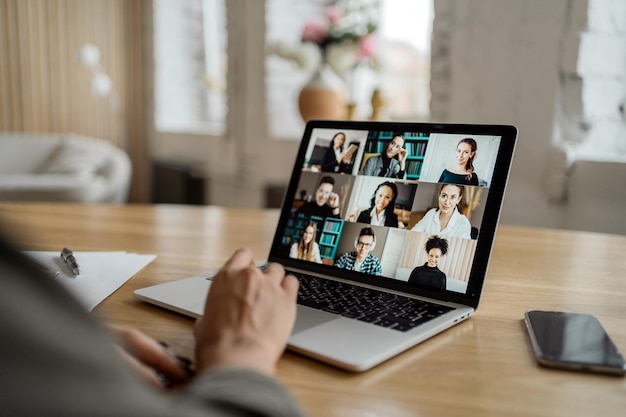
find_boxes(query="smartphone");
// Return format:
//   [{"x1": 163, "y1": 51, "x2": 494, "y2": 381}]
[{"x1": 524, "y1": 310, "x2": 626, "y2": 376}]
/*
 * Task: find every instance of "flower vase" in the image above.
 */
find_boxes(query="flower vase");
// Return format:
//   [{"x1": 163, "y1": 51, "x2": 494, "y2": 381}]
[{"x1": 298, "y1": 62, "x2": 347, "y2": 122}]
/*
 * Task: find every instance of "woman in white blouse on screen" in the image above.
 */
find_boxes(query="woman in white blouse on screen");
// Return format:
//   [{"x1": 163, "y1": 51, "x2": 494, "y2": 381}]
[{"x1": 412, "y1": 183, "x2": 472, "y2": 239}]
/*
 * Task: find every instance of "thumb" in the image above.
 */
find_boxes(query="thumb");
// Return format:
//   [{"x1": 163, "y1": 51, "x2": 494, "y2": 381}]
[{"x1": 282, "y1": 274, "x2": 299, "y2": 300}]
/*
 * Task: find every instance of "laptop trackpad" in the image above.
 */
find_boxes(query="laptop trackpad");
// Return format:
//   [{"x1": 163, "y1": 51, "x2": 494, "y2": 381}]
[{"x1": 292, "y1": 305, "x2": 339, "y2": 334}]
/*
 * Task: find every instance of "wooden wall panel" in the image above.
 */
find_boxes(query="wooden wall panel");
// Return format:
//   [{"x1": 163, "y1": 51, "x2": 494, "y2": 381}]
[{"x1": 0, "y1": 0, "x2": 147, "y2": 202}]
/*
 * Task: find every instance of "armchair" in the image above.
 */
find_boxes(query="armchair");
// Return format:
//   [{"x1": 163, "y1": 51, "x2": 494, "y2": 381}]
[{"x1": 0, "y1": 133, "x2": 131, "y2": 203}]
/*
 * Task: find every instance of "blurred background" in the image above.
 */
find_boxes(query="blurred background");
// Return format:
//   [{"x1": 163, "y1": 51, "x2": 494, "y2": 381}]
[{"x1": 0, "y1": 0, "x2": 624, "y2": 234}]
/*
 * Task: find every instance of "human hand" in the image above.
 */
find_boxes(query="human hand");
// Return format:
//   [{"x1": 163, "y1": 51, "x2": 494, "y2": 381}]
[
  {"x1": 398, "y1": 148, "x2": 408, "y2": 162},
  {"x1": 328, "y1": 192, "x2": 340, "y2": 209},
  {"x1": 194, "y1": 248, "x2": 299, "y2": 376},
  {"x1": 107, "y1": 324, "x2": 193, "y2": 389}
]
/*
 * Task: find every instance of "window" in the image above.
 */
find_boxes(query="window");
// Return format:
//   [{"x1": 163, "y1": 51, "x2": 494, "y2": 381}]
[
  {"x1": 152, "y1": 0, "x2": 433, "y2": 139},
  {"x1": 265, "y1": 0, "x2": 433, "y2": 139},
  {"x1": 153, "y1": 0, "x2": 227, "y2": 134},
  {"x1": 378, "y1": 0, "x2": 433, "y2": 121}
]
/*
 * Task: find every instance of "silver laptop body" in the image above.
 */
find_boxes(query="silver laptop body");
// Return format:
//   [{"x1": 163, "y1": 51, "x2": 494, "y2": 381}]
[{"x1": 135, "y1": 120, "x2": 517, "y2": 372}]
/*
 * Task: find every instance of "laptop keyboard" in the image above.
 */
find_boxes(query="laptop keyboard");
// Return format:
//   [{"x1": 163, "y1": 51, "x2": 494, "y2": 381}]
[{"x1": 291, "y1": 271, "x2": 454, "y2": 332}]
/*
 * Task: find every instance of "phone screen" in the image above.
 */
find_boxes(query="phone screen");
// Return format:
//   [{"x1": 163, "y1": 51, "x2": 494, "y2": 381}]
[{"x1": 524, "y1": 310, "x2": 625, "y2": 375}]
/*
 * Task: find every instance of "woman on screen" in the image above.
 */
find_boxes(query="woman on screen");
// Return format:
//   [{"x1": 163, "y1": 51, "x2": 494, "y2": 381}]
[
  {"x1": 361, "y1": 133, "x2": 408, "y2": 179},
  {"x1": 438, "y1": 138, "x2": 479, "y2": 186},
  {"x1": 321, "y1": 132, "x2": 352, "y2": 173},
  {"x1": 412, "y1": 184, "x2": 471, "y2": 239},
  {"x1": 289, "y1": 222, "x2": 322, "y2": 263},
  {"x1": 408, "y1": 235, "x2": 448, "y2": 290},
  {"x1": 357, "y1": 181, "x2": 399, "y2": 228}
]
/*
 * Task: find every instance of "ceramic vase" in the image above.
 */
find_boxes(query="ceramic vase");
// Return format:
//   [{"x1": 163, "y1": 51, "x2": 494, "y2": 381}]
[{"x1": 298, "y1": 62, "x2": 347, "y2": 122}]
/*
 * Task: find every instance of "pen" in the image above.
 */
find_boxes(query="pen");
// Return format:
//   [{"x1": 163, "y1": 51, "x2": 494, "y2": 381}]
[{"x1": 61, "y1": 247, "x2": 81, "y2": 275}]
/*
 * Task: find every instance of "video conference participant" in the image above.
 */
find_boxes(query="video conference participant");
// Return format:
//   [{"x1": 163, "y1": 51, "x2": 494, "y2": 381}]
[
  {"x1": 334, "y1": 227, "x2": 382, "y2": 275},
  {"x1": 321, "y1": 132, "x2": 353, "y2": 174},
  {"x1": 296, "y1": 175, "x2": 341, "y2": 219},
  {"x1": 438, "y1": 138, "x2": 479, "y2": 186},
  {"x1": 361, "y1": 133, "x2": 408, "y2": 179},
  {"x1": 411, "y1": 184, "x2": 472, "y2": 239},
  {"x1": 408, "y1": 235, "x2": 449, "y2": 290},
  {"x1": 357, "y1": 181, "x2": 399, "y2": 228},
  {"x1": 289, "y1": 221, "x2": 322, "y2": 263}
]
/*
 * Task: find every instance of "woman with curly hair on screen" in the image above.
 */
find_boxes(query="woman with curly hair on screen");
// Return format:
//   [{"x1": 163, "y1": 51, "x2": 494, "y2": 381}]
[{"x1": 408, "y1": 235, "x2": 449, "y2": 290}]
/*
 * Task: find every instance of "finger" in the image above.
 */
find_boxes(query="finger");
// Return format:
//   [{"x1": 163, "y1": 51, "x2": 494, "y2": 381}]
[
  {"x1": 135, "y1": 340, "x2": 191, "y2": 382},
  {"x1": 222, "y1": 248, "x2": 255, "y2": 271},
  {"x1": 115, "y1": 346, "x2": 166, "y2": 389},
  {"x1": 281, "y1": 273, "x2": 300, "y2": 299},
  {"x1": 111, "y1": 325, "x2": 190, "y2": 382},
  {"x1": 263, "y1": 262, "x2": 286, "y2": 283}
]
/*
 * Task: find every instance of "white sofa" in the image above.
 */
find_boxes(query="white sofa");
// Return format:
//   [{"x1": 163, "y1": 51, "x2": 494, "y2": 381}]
[{"x1": 0, "y1": 133, "x2": 131, "y2": 204}]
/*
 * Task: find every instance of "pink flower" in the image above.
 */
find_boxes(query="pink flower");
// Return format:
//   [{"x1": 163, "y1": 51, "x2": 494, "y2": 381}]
[
  {"x1": 301, "y1": 18, "x2": 328, "y2": 44},
  {"x1": 358, "y1": 34, "x2": 376, "y2": 58},
  {"x1": 325, "y1": 6, "x2": 343, "y2": 27}
]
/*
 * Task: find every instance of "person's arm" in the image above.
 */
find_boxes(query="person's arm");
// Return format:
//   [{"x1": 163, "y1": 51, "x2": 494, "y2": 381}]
[
  {"x1": 407, "y1": 268, "x2": 418, "y2": 284},
  {"x1": 194, "y1": 249, "x2": 298, "y2": 375},
  {"x1": 459, "y1": 215, "x2": 472, "y2": 240},
  {"x1": 372, "y1": 258, "x2": 383, "y2": 276},
  {"x1": 386, "y1": 212, "x2": 399, "y2": 228},
  {"x1": 1, "y1": 239, "x2": 308, "y2": 417},
  {"x1": 388, "y1": 158, "x2": 405, "y2": 179},
  {"x1": 397, "y1": 148, "x2": 408, "y2": 176},
  {"x1": 334, "y1": 254, "x2": 347, "y2": 269},
  {"x1": 356, "y1": 210, "x2": 370, "y2": 224},
  {"x1": 190, "y1": 248, "x2": 309, "y2": 416},
  {"x1": 437, "y1": 271, "x2": 447, "y2": 290},
  {"x1": 361, "y1": 155, "x2": 378, "y2": 176},
  {"x1": 339, "y1": 144, "x2": 358, "y2": 171},
  {"x1": 328, "y1": 192, "x2": 341, "y2": 218},
  {"x1": 107, "y1": 324, "x2": 192, "y2": 389},
  {"x1": 321, "y1": 146, "x2": 339, "y2": 172}
]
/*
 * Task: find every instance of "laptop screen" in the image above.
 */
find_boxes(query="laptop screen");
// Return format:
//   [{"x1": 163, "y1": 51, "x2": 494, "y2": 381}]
[{"x1": 269, "y1": 121, "x2": 517, "y2": 309}]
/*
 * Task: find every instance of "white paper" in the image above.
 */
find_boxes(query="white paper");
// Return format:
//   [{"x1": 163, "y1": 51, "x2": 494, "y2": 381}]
[{"x1": 25, "y1": 251, "x2": 156, "y2": 311}]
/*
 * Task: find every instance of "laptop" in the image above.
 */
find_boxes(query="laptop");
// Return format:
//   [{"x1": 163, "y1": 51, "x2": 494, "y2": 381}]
[{"x1": 135, "y1": 120, "x2": 517, "y2": 372}]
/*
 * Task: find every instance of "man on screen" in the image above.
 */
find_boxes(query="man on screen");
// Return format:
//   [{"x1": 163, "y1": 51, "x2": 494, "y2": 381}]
[{"x1": 296, "y1": 176, "x2": 341, "y2": 219}]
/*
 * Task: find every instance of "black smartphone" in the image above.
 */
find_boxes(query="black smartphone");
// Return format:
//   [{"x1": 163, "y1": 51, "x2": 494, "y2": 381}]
[{"x1": 523, "y1": 310, "x2": 625, "y2": 376}]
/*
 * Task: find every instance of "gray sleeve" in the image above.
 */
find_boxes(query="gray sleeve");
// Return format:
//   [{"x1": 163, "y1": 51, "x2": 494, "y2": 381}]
[
  {"x1": 0, "y1": 249, "x2": 308, "y2": 417},
  {"x1": 181, "y1": 367, "x2": 309, "y2": 417},
  {"x1": 361, "y1": 155, "x2": 378, "y2": 176}
]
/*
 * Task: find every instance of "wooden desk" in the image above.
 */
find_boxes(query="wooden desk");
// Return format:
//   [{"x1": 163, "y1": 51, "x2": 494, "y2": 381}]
[{"x1": 1, "y1": 202, "x2": 625, "y2": 417}]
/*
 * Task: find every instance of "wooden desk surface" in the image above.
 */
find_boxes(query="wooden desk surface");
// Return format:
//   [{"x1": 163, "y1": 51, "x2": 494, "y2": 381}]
[{"x1": 1, "y1": 202, "x2": 625, "y2": 417}]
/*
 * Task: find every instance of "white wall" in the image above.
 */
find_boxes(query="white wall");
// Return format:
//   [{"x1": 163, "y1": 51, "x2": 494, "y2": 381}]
[{"x1": 431, "y1": 0, "x2": 626, "y2": 234}]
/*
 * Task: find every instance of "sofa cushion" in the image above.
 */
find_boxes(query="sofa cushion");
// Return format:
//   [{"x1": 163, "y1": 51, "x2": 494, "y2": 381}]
[
  {"x1": 0, "y1": 135, "x2": 62, "y2": 174},
  {"x1": 37, "y1": 138, "x2": 110, "y2": 176}
]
